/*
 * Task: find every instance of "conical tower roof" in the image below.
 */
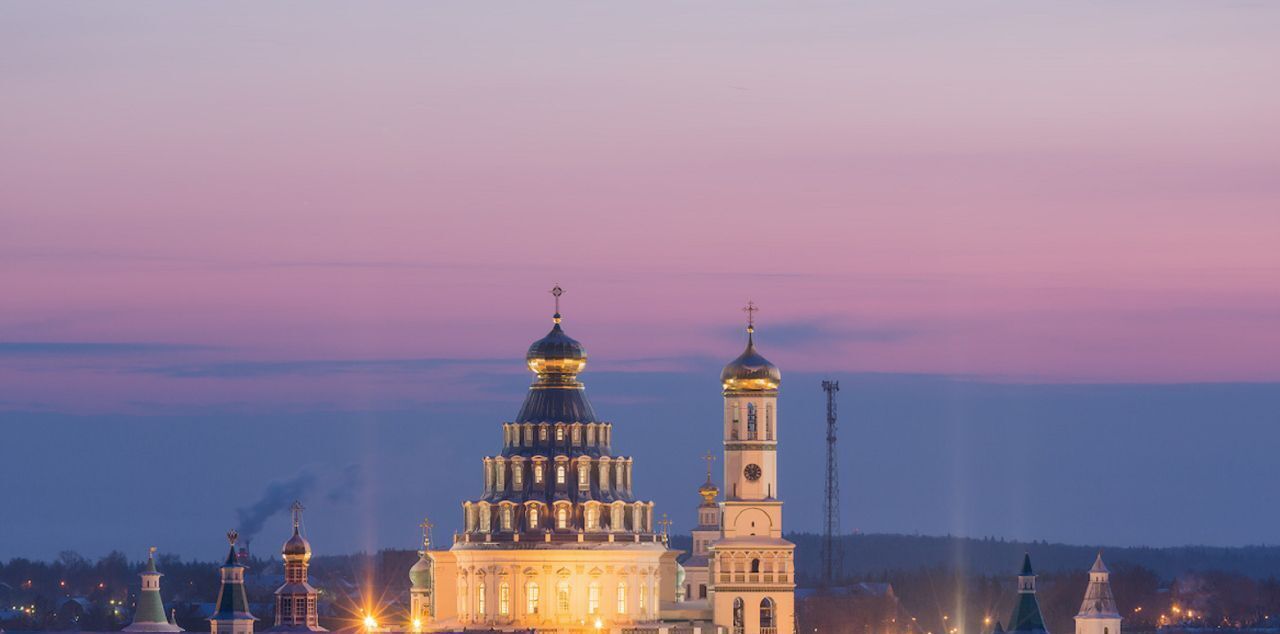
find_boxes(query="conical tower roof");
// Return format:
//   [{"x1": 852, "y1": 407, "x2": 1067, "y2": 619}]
[
  {"x1": 1007, "y1": 553, "x2": 1049, "y2": 634},
  {"x1": 1077, "y1": 553, "x2": 1119, "y2": 618},
  {"x1": 210, "y1": 531, "x2": 257, "y2": 624},
  {"x1": 124, "y1": 548, "x2": 182, "y2": 632}
]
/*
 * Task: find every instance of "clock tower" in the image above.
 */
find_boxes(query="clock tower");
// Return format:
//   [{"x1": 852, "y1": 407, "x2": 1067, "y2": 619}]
[{"x1": 710, "y1": 303, "x2": 795, "y2": 634}]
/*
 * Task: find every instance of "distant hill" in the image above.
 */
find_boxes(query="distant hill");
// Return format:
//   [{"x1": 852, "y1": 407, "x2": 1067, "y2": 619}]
[{"x1": 667, "y1": 533, "x2": 1280, "y2": 582}]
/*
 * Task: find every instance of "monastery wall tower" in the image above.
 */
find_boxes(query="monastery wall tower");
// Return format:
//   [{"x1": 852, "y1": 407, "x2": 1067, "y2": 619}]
[{"x1": 1075, "y1": 554, "x2": 1121, "y2": 634}]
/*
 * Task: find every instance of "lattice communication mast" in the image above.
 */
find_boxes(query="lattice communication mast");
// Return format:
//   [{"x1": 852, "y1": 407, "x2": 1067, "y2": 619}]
[{"x1": 821, "y1": 379, "x2": 842, "y2": 586}]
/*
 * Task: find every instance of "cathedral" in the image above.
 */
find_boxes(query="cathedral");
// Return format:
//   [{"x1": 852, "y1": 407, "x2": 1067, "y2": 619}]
[{"x1": 417, "y1": 290, "x2": 796, "y2": 634}]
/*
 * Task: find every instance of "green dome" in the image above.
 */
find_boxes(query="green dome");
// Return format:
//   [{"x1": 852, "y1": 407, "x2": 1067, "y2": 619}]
[{"x1": 409, "y1": 554, "x2": 433, "y2": 589}]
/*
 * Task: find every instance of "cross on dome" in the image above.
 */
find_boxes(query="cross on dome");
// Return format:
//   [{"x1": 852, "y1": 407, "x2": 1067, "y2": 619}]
[
  {"x1": 742, "y1": 300, "x2": 759, "y2": 332},
  {"x1": 419, "y1": 517, "x2": 434, "y2": 548},
  {"x1": 550, "y1": 284, "x2": 564, "y2": 322}
]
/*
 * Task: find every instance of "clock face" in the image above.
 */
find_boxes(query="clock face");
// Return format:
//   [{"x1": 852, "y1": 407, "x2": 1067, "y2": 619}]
[{"x1": 744, "y1": 464, "x2": 762, "y2": 481}]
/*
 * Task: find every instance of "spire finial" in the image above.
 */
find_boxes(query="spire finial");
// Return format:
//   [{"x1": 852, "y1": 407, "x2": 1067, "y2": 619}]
[
  {"x1": 702, "y1": 450, "x2": 717, "y2": 482},
  {"x1": 550, "y1": 284, "x2": 564, "y2": 323},
  {"x1": 742, "y1": 300, "x2": 758, "y2": 333},
  {"x1": 419, "y1": 517, "x2": 434, "y2": 549},
  {"x1": 291, "y1": 501, "x2": 304, "y2": 531},
  {"x1": 658, "y1": 513, "x2": 672, "y2": 545},
  {"x1": 149, "y1": 545, "x2": 157, "y2": 559},
  {"x1": 227, "y1": 529, "x2": 239, "y2": 546}
]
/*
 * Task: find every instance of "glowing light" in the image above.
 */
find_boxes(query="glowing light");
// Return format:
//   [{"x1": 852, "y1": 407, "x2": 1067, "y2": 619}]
[
  {"x1": 364, "y1": 615, "x2": 378, "y2": 630},
  {"x1": 595, "y1": 618, "x2": 604, "y2": 629},
  {"x1": 413, "y1": 619, "x2": 422, "y2": 631}
]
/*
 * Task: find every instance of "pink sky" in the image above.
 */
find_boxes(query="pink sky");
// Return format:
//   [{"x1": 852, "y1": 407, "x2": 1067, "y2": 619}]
[{"x1": 3, "y1": 1, "x2": 1278, "y2": 400}]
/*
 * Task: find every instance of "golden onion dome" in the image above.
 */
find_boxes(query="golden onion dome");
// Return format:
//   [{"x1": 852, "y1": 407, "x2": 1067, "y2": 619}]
[
  {"x1": 698, "y1": 479, "x2": 720, "y2": 504},
  {"x1": 721, "y1": 326, "x2": 781, "y2": 392},
  {"x1": 282, "y1": 526, "x2": 311, "y2": 558},
  {"x1": 526, "y1": 313, "x2": 587, "y2": 377}
]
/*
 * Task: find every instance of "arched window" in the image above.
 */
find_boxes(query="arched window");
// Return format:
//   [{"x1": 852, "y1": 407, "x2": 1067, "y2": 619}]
[
  {"x1": 732, "y1": 597, "x2": 745, "y2": 632},
  {"x1": 588, "y1": 582, "x2": 600, "y2": 614},
  {"x1": 760, "y1": 597, "x2": 775, "y2": 629},
  {"x1": 499, "y1": 582, "x2": 510, "y2": 616},
  {"x1": 731, "y1": 403, "x2": 740, "y2": 439},
  {"x1": 525, "y1": 581, "x2": 539, "y2": 614},
  {"x1": 529, "y1": 506, "x2": 540, "y2": 530},
  {"x1": 501, "y1": 506, "x2": 512, "y2": 531},
  {"x1": 556, "y1": 426, "x2": 564, "y2": 442},
  {"x1": 746, "y1": 403, "x2": 758, "y2": 439},
  {"x1": 557, "y1": 581, "x2": 571, "y2": 613},
  {"x1": 766, "y1": 404, "x2": 774, "y2": 439},
  {"x1": 751, "y1": 558, "x2": 760, "y2": 573},
  {"x1": 699, "y1": 584, "x2": 707, "y2": 599},
  {"x1": 639, "y1": 583, "x2": 648, "y2": 616},
  {"x1": 556, "y1": 465, "x2": 566, "y2": 484},
  {"x1": 617, "y1": 582, "x2": 627, "y2": 614},
  {"x1": 534, "y1": 464, "x2": 543, "y2": 484},
  {"x1": 557, "y1": 506, "x2": 568, "y2": 529},
  {"x1": 477, "y1": 581, "x2": 486, "y2": 616},
  {"x1": 586, "y1": 505, "x2": 598, "y2": 530}
]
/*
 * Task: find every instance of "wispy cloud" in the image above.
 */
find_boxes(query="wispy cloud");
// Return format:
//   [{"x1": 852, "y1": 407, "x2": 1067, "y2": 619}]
[
  {"x1": 0, "y1": 342, "x2": 209, "y2": 357},
  {"x1": 135, "y1": 357, "x2": 511, "y2": 379},
  {"x1": 730, "y1": 320, "x2": 921, "y2": 348}
]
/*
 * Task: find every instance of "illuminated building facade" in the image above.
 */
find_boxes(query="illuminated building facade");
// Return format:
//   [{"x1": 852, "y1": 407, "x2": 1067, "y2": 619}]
[
  {"x1": 425, "y1": 290, "x2": 679, "y2": 630},
  {"x1": 710, "y1": 313, "x2": 796, "y2": 634},
  {"x1": 417, "y1": 293, "x2": 797, "y2": 634}
]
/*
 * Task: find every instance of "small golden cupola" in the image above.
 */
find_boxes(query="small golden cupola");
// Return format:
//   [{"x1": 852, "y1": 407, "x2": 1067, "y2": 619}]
[{"x1": 720, "y1": 301, "x2": 781, "y2": 393}]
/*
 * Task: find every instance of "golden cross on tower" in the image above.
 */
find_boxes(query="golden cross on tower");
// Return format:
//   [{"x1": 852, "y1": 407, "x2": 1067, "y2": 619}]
[
  {"x1": 742, "y1": 300, "x2": 759, "y2": 331},
  {"x1": 702, "y1": 450, "x2": 717, "y2": 480},
  {"x1": 419, "y1": 517, "x2": 434, "y2": 549},
  {"x1": 148, "y1": 546, "x2": 157, "y2": 559},
  {"x1": 658, "y1": 513, "x2": 672, "y2": 544},
  {"x1": 291, "y1": 501, "x2": 305, "y2": 530}
]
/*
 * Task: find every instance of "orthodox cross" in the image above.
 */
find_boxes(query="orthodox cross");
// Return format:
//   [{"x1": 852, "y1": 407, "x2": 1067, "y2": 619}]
[
  {"x1": 550, "y1": 284, "x2": 564, "y2": 314},
  {"x1": 227, "y1": 529, "x2": 239, "y2": 546},
  {"x1": 658, "y1": 513, "x2": 672, "y2": 543},
  {"x1": 702, "y1": 451, "x2": 717, "y2": 480},
  {"x1": 291, "y1": 501, "x2": 305, "y2": 531},
  {"x1": 742, "y1": 300, "x2": 759, "y2": 329},
  {"x1": 148, "y1": 546, "x2": 157, "y2": 560},
  {"x1": 419, "y1": 517, "x2": 434, "y2": 549}
]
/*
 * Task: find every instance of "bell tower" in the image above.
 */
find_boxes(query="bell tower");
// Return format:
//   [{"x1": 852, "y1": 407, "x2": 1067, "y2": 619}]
[{"x1": 711, "y1": 303, "x2": 795, "y2": 634}]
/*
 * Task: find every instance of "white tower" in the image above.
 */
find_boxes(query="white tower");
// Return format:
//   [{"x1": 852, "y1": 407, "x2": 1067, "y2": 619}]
[
  {"x1": 711, "y1": 303, "x2": 795, "y2": 634},
  {"x1": 1075, "y1": 554, "x2": 1121, "y2": 634}
]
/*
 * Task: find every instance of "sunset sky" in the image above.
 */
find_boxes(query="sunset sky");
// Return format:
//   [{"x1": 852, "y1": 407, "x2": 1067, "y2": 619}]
[{"x1": 2, "y1": 1, "x2": 1278, "y2": 561}]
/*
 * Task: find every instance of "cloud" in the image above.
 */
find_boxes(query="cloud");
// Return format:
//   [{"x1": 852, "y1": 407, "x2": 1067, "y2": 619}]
[
  {"x1": 0, "y1": 342, "x2": 208, "y2": 357},
  {"x1": 136, "y1": 357, "x2": 510, "y2": 379},
  {"x1": 738, "y1": 320, "x2": 921, "y2": 347}
]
